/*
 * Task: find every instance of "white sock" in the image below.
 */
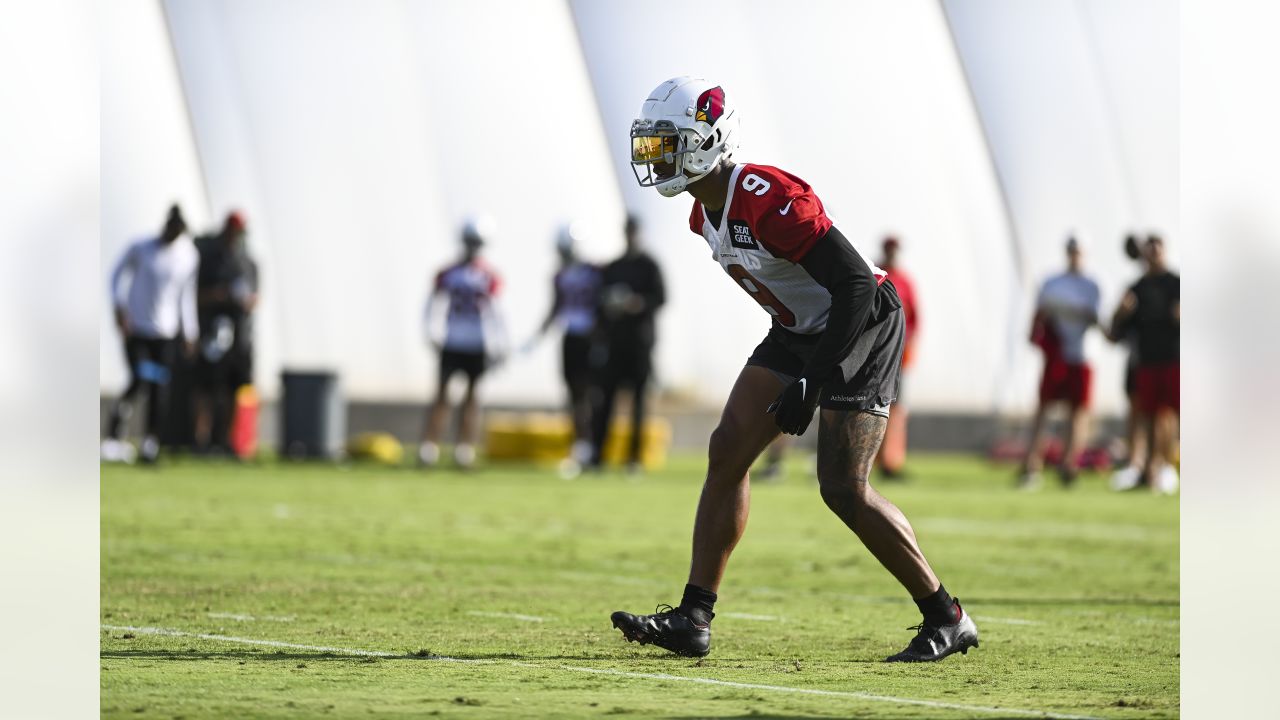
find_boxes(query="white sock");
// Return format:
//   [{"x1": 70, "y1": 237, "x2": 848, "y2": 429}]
[{"x1": 454, "y1": 443, "x2": 476, "y2": 466}]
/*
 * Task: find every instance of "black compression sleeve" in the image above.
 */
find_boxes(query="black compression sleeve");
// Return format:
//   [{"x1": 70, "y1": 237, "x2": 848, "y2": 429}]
[{"x1": 797, "y1": 226, "x2": 878, "y2": 386}]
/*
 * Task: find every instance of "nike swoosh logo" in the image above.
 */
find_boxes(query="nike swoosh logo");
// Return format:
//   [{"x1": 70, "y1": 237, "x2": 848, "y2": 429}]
[
  {"x1": 779, "y1": 199, "x2": 794, "y2": 216},
  {"x1": 799, "y1": 377, "x2": 807, "y2": 399}
]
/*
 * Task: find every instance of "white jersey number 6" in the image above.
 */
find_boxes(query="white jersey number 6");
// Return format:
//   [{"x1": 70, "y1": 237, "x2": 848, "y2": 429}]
[{"x1": 742, "y1": 173, "x2": 771, "y2": 196}]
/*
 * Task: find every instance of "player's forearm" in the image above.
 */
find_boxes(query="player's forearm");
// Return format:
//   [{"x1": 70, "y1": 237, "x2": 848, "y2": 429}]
[
  {"x1": 109, "y1": 248, "x2": 133, "y2": 307},
  {"x1": 798, "y1": 227, "x2": 876, "y2": 386},
  {"x1": 537, "y1": 311, "x2": 556, "y2": 335},
  {"x1": 1109, "y1": 303, "x2": 1135, "y2": 342},
  {"x1": 804, "y1": 278, "x2": 873, "y2": 384}
]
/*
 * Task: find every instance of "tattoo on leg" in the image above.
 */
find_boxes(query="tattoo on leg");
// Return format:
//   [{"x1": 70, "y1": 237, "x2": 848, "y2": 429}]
[
  {"x1": 817, "y1": 411, "x2": 888, "y2": 530},
  {"x1": 818, "y1": 411, "x2": 887, "y2": 484}
]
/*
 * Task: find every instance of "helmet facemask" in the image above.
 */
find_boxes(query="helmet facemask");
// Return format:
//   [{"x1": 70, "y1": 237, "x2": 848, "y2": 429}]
[
  {"x1": 631, "y1": 118, "x2": 732, "y2": 198},
  {"x1": 631, "y1": 119, "x2": 699, "y2": 197}
]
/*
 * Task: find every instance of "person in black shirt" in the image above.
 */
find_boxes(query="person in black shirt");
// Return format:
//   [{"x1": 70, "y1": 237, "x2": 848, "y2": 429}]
[
  {"x1": 588, "y1": 214, "x2": 665, "y2": 470},
  {"x1": 1110, "y1": 233, "x2": 1150, "y2": 485},
  {"x1": 192, "y1": 211, "x2": 259, "y2": 454},
  {"x1": 1110, "y1": 234, "x2": 1179, "y2": 492}
]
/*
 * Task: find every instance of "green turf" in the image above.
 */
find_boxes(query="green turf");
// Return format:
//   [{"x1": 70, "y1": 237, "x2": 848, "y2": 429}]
[{"x1": 101, "y1": 453, "x2": 1178, "y2": 719}]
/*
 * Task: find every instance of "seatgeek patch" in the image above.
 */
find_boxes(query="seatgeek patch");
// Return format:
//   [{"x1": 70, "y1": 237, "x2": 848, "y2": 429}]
[{"x1": 729, "y1": 220, "x2": 758, "y2": 250}]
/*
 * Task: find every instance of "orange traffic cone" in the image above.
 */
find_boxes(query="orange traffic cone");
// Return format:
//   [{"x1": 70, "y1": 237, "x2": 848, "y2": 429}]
[{"x1": 229, "y1": 385, "x2": 259, "y2": 460}]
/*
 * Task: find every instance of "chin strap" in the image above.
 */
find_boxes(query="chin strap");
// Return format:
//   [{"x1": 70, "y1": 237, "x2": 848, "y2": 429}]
[
  {"x1": 658, "y1": 168, "x2": 716, "y2": 197},
  {"x1": 657, "y1": 175, "x2": 689, "y2": 197}
]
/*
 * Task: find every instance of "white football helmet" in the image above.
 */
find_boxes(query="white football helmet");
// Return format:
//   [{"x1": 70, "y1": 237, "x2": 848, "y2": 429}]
[
  {"x1": 631, "y1": 77, "x2": 739, "y2": 197},
  {"x1": 555, "y1": 222, "x2": 582, "y2": 255},
  {"x1": 461, "y1": 215, "x2": 495, "y2": 248}
]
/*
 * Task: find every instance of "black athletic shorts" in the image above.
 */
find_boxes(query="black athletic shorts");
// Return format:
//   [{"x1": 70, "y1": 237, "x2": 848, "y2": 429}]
[
  {"x1": 440, "y1": 349, "x2": 486, "y2": 383},
  {"x1": 125, "y1": 336, "x2": 179, "y2": 386},
  {"x1": 195, "y1": 348, "x2": 252, "y2": 391},
  {"x1": 593, "y1": 337, "x2": 652, "y2": 386},
  {"x1": 746, "y1": 307, "x2": 905, "y2": 417},
  {"x1": 562, "y1": 333, "x2": 592, "y2": 385}
]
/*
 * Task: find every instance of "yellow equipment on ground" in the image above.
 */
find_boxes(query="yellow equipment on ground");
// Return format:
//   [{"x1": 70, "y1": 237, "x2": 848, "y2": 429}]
[
  {"x1": 347, "y1": 432, "x2": 405, "y2": 465},
  {"x1": 485, "y1": 412, "x2": 671, "y2": 469}
]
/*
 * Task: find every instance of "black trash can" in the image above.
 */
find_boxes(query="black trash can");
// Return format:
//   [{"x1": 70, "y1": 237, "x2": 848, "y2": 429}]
[{"x1": 280, "y1": 371, "x2": 344, "y2": 459}]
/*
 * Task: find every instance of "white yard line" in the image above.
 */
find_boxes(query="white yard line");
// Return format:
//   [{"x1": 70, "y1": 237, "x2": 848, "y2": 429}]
[
  {"x1": 101, "y1": 624, "x2": 1101, "y2": 720},
  {"x1": 103, "y1": 624, "x2": 398, "y2": 658},
  {"x1": 465, "y1": 611, "x2": 545, "y2": 623}
]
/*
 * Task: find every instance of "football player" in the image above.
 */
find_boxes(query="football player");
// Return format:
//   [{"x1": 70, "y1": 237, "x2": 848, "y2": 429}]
[
  {"x1": 528, "y1": 223, "x2": 603, "y2": 475},
  {"x1": 1108, "y1": 234, "x2": 1179, "y2": 493},
  {"x1": 609, "y1": 78, "x2": 978, "y2": 662},
  {"x1": 589, "y1": 215, "x2": 666, "y2": 471},
  {"x1": 1019, "y1": 235, "x2": 1101, "y2": 489},
  {"x1": 420, "y1": 218, "x2": 506, "y2": 469}
]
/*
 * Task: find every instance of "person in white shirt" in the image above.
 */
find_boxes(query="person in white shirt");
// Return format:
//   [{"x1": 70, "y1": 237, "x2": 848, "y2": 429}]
[
  {"x1": 420, "y1": 219, "x2": 506, "y2": 469},
  {"x1": 103, "y1": 205, "x2": 200, "y2": 463},
  {"x1": 1018, "y1": 236, "x2": 1101, "y2": 488}
]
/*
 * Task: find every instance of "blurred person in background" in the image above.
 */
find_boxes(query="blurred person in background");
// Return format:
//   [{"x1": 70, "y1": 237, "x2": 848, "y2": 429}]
[
  {"x1": 528, "y1": 223, "x2": 602, "y2": 477},
  {"x1": 589, "y1": 214, "x2": 666, "y2": 472},
  {"x1": 103, "y1": 204, "x2": 199, "y2": 464},
  {"x1": 611, "y1": 78, "x2": 976, "y2": 663},
  {"x1": 420, "y1": 218, "x2": 506, "y2": 470},
  {"x1": 876, "y1": 235, "x2": 920, "y2": 480},
  {"x1": 1108, "y1": 234, "x2": 1179, "y2": 493},
  {"x1": 192, "y1": 211, "x2": 259, "y2": 455},
  {"x1": 1018, "y1": 235, "x2": 1101, "y2": 489},
  {"x1": 755, "y1": 235, "x2": 921, "y2": 483},
  {"x1": 1108, "y1": 233, "x2": 1149, "y2": 484},
  {"x1": 754, "y1": 436, "x2": 791, "y2": 482}
]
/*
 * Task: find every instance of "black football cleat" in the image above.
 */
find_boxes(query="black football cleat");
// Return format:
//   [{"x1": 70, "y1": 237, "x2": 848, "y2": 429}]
[
  {"x1": 610, "y1": 604, "x2": 711, "y2": 658},
  {"x1": 884, "y1": 600, "x2": 980, "y2": 662}
]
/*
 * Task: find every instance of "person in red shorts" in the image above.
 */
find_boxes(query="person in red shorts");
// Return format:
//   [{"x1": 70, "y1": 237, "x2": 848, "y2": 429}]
[
  {"x1": 876, "y1": 236, "x2": 919, "y2": 480},
  {"x1": 1019, "y1": 236, "x2": 1101, "y2": 489},
  {"x1": 1109, "y1": 235, "x2": 1179, "y2": 493}
]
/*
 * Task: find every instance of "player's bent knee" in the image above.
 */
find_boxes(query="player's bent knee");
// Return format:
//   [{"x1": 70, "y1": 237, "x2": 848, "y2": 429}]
[
  {"x1": 818, "y1": 480, "x2": 868, "y2": 522},
  {"x1": 706, "y1": 424, "x2": 734, "y2": 465}
]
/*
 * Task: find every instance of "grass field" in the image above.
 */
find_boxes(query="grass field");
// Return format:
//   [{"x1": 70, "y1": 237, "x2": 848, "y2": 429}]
[{"x1": 101, "y1": 453, "x2": 1178, "y2": 719}]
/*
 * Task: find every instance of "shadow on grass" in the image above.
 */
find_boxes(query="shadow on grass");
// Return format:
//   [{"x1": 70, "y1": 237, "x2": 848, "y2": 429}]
[
  {"x1": 790, "y1": 593, "x2": 1178, "y2": 608},
  {"x1": 101, "y1": 649, "x2": 823, "y2": 664},
  {"x1": 100, "y1": 649, "x2": 643, "y2": 662},
  {"x1": 962, "y1": 596, "x2": 1178, "y2": 607}
]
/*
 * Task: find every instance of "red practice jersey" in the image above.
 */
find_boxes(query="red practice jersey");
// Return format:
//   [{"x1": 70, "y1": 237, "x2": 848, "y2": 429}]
[
  {"x1": 882, "y1": 265, "x2": 919, "y2": 368},
  {"x1": 689, "y1": 163, "x2": 884, "y2": 334}
]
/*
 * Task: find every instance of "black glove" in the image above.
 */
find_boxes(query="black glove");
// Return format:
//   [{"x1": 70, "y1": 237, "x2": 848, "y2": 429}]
[{"x1": 768, "y1": 376, "x2": 821, "y2": 435}]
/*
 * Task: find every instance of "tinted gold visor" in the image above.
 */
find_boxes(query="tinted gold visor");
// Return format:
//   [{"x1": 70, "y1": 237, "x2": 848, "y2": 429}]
[{"x1": 632, "y1": 134, "x2": 677, "y2": 163}]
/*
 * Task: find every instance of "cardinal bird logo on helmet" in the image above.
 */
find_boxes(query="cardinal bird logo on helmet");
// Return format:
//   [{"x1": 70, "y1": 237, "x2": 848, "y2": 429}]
[{"x1": 695, "y1": 87, "x2": 725, "y2": 125}]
